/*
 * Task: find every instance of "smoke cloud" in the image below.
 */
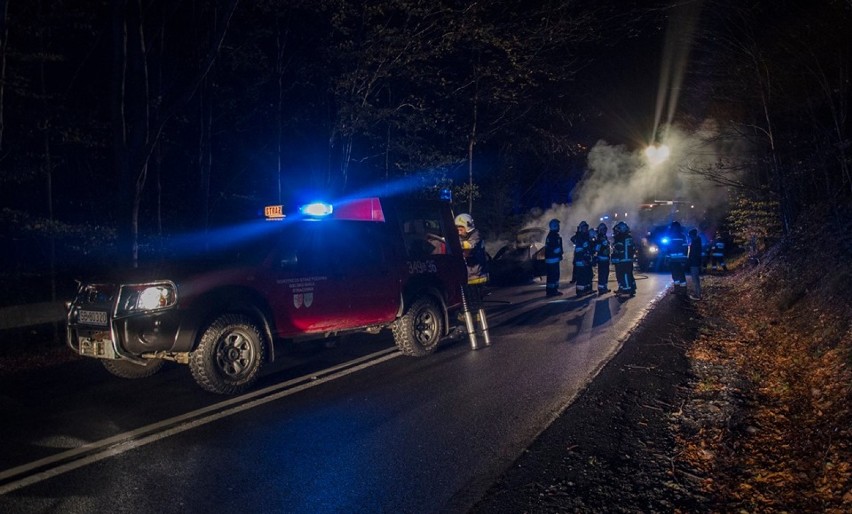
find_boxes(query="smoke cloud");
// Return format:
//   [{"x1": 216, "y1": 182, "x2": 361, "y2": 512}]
[{"x1": 501, "y1": 122, "x2": 731, "y2": 247}]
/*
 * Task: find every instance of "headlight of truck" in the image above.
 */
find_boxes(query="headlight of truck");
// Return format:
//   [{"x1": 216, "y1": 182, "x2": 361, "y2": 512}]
[
  {"x1": 116, "y1": 282, "x2": 177, "y2": 316},
  {"x1": 648, "y1": 245, "x2": 659, "y2": 254}
]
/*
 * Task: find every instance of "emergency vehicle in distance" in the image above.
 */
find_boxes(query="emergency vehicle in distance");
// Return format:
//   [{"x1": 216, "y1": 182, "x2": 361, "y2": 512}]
[{"x1": 66, "y1": 197, "x2": 468, "y2": 394}]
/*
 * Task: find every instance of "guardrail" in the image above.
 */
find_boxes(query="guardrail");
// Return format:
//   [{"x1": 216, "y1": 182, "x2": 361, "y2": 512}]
[{"x1": 0, "y1": 302, "x2": 66, "y2": 331}]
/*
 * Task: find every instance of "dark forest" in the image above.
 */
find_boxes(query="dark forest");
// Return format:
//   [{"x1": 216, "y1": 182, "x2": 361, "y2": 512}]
[{"x1": 0, "y1": 0, "x2": 849, "y2": 298}]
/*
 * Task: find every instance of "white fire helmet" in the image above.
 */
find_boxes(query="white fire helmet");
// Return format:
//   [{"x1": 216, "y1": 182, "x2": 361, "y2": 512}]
[{"x1": 454, "y1": 213, "x2": 475, "y2": 234}]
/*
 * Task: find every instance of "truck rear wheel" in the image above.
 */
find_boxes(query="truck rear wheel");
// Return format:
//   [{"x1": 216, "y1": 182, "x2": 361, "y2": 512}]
[
  {"x1": 391, "y1": 297, "x2": 443, "y2": 356},
  {"x1": 190, "y1": 314, "x2": 266, "y2": 395},
  {"x1": 102, "y1": 358, "x2": 164, "y2": 379}
]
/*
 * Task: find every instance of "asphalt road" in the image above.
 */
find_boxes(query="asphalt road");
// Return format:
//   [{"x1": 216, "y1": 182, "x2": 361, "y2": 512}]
[{"x1": 0, "y1": 272, "x2": 668, "y2": 513}]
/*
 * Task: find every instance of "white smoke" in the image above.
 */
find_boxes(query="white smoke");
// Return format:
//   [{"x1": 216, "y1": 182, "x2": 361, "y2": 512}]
[{"x1": 507, "y1": 122, "x2": 731, "y2": 243}]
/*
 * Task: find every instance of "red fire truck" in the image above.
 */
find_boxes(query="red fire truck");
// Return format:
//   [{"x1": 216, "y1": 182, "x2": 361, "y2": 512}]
[{"x1": 66, "y1": 197, "x2": 468, "y2": 394}]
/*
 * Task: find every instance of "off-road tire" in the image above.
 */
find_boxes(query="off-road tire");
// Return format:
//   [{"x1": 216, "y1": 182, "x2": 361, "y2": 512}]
[
  {"x1": 102, "y1": 358, "x2": 164, "y2": 379},
  {"x1": 391, "y1": 296, "x2": 443, "y2": 357},
  {"x1": 190, "y1": 314, "x2": 266, "y2": 395}
]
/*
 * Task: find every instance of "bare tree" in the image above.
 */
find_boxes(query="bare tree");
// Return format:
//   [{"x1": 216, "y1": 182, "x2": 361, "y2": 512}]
[
  {"x1": 793, "y1": 27, "x2": 851, "y2": 200},
  {"x1": 111, "y1": 0, "x2": 240, "y2": 266},
  {"x1": 0, "y1": 0, "x2": 8, "y2": 153},
  {"x1": 684, "y1": 0, "x2": 851, "y2": 236},
  {"x1": 326, "y1": 0, "x2": 452, "y2": 193}
]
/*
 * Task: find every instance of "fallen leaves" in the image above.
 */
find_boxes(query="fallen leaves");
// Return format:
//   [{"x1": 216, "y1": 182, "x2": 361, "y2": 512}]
[{"x1": 676, "y1": 207, "x2": 852, "y2": 513}]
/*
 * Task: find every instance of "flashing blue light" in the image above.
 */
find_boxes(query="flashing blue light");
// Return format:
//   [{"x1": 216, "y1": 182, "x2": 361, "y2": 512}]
[
  {"x1": 661, "y1": 237, "x2": 670, "y2": 245},
  {"x1": 439, "y1": 187, "x2": 452, "y2": 202},
  {"x1": 300, "y1": 202, "x2": 334, "y2": 217}
]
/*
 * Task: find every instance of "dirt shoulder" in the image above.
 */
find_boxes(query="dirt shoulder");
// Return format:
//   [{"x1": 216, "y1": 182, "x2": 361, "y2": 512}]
[{"x1": 470, "y1": 287, "x2": 710, "y2": 513}]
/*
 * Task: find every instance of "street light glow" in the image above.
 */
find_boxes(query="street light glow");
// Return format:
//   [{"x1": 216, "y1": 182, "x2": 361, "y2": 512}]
[{"x1": 644, "y1": 144, "x2": 671, "y2": 166}]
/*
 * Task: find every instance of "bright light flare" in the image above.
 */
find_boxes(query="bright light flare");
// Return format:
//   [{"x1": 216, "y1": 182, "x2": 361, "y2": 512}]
[
  {"x1": 300, "y1": 202, "x2": 334, "y2": 217},
  {"x1": 644, "y1": 144, "x2": 671, "y2": 167},
  {"x1": 138, "y1": 286, "x2": 172, "y2": 310}
]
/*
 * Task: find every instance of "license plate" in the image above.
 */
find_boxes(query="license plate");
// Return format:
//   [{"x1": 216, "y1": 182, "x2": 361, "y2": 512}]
[{"x1": 78, "y1": 310, "x2": 108, "y2": 326}]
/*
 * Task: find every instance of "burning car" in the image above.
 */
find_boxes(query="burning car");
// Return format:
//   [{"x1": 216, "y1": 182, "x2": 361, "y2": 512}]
[{"x1": 488, "y1": 227, "x2": 547, "y2": 284}]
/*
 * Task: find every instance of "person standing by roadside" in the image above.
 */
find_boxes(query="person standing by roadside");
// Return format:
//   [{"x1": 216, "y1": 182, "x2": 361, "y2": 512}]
[
  {"x1": 687, "y1": 228, "x2": 703, "y2": 300},
  {"x1": 710, "y1": 231, "x2": 728, "y2": 272},
  {"x1": 611, "y1": 221, "x2": 636, "y2": 295},
  {"x1": 570, "y1": 221, "x2": 594, "y2": 296},
  {"x1": 544, "y1": 218, "x2": 564, "y2": 296},
  {"x1": 594, "y1": 223, "x2": 611, "y2": 294},
  {"x1": 666, "y1": 221, "x2": 688, "y2": 290}
]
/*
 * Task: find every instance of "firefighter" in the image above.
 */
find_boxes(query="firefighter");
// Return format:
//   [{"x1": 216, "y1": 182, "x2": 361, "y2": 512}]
[
  {"x1": 570, "y1": 221, "x2": 594, "y2": 296},
  {"x1": 594, "y1": 223, "x2": 611, "y2": 294},
  {"x1": 455, "y1": 213, "x2": 490, "y2": 345},
  {"x1": 544, "y1": 218, "x2": 564, "y2": 296},
  {"x1": 710, "y1": 231, "x2": 728, "y2": 271},
  {"x1": 611, "y1": 221, "x2": 636, "y2": 295},
  {"x1": 687, "y1": 228, "x2": 703, "y2": 300},
  {"x1": 454, "y1": 213, "x2": 488, "y2": 285},
  {"x1": 666, "y1": 221, "x2": 688, "y2": 289}
]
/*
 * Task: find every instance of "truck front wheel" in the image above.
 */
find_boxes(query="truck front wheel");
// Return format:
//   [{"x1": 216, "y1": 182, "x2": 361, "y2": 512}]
[
  {"x1": 391, "y1": 297, "x2": 443, "y2": 356},
  {"x1": 190, "y1": 314, "x2": 266, "y2": 395}
]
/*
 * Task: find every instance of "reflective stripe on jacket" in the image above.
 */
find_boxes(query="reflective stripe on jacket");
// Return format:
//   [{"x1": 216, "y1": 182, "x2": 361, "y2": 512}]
[
  {"x1": 545, "y1": 230, "x2": 563, "y2": 264},
  {"x1": 571, "y1": 232, "x2": 593, "y2": 265},
  {"x1": 611, "y1": 234, "x2": 635, "y2": 263},
  {"x1": 595, "y1": 236, "x2": 611, "y2": 262}
]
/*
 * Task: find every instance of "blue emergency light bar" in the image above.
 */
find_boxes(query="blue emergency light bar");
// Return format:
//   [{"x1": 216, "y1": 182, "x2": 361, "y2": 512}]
[
  {"x1": 263, "y1": 198, "x2": 385, "y2": 222},
  {"x1": 300, "y1": 202, "x2": 334, "y2": 217}
]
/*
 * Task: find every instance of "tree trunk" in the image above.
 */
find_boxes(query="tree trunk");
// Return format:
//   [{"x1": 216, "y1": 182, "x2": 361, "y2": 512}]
[
  {"x1": 0, "y1": 0, "x2": 8, "y2": 153},
  {"x1": 276, "y1": 25, "x2": 286, "y2": 203},
  {"x1": 129, "y1": 0, "x2": 150, "y2": 267},
  {"x1": 111, "y1": 0, "x2": 240, "y2": 266},
  {"x1": 751, "y1": 52, "x2": 791, "y2": 235},
  {"x1": 111, "y1": 0, "x2": 149, "y2": 267},
  {"x1": 468, "y1": 76, "x2": 479, "y2": 214},
  {"x1": 198, "y1": 78, "x2": 210, "y2": 233}
]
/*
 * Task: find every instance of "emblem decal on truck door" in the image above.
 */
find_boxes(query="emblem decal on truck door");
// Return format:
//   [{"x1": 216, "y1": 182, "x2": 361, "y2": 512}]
[
  {"x1": 280, "y1": 276, "x2": 325, "y2": 308},
  {"x1": 293, "y1": 292, "x2": 314, "y2": 308}
]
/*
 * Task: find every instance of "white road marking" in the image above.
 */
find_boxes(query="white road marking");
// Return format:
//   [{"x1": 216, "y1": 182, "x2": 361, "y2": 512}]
[{"x1": 0, "y1": 347, "x2": 401, "y2": 495}]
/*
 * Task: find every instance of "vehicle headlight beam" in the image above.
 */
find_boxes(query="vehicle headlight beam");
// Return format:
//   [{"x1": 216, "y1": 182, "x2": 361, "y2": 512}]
[{"x1": 117, "y1": 282, "x2": 177, "y2": 316}]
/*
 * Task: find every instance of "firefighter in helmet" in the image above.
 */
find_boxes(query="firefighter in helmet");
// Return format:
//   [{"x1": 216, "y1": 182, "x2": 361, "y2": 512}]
[
  {"x1": 570, "y1": 221, "x2": 594, "y2": 295},
  {"x1": 594, "y1": 222, "x2": 611, "y2": 294},
  {"x1": 611, "y1": 221, "x2": 636, "y2": 295},
  {"x1": 455, "y1": 213, "x2": 488, "y2": 285},
  {"x1": 710, "y1": 230, "x2": 728, "y2": 271},
  {"x1": 544, "y1": 218, "x2": 564, "y2": 296}
]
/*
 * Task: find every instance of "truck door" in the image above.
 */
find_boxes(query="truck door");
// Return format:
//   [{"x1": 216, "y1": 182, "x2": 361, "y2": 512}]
[
  {"x1": 333, "y1": 221, "x2": 401, "y2": 326},
  {"x1": 270, "y1": 222, "x2": 351, "y2": 334}
]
